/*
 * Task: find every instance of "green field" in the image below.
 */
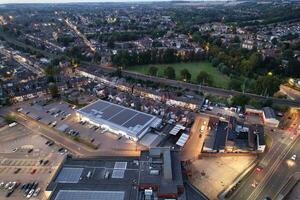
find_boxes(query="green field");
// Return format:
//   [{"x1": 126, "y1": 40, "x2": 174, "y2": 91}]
[{"x1": 127, "y1": 61, "x2": 230, "y2": 88}]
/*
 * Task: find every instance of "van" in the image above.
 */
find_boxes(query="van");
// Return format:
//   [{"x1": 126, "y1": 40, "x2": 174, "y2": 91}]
[{"x1": 8, "y1": 122, "x2": 17, "y2": 127}]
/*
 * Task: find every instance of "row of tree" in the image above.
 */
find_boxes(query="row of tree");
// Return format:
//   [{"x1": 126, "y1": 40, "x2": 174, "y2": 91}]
[
  {"x1": 112, "y1": 48, "x2": 205, "y2": 68},
  {"x1": 148, "y1": 66, "x2": 214, "y2": 86}
]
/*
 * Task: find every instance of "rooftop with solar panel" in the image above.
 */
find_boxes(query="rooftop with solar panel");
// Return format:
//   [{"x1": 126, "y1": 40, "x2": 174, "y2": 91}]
[
  {"x1": 77, "y1": 99, "x2": 162, "y2": 141},
  {"x1": 46, "y1": 148, "x2": 186, "y2": 200}
]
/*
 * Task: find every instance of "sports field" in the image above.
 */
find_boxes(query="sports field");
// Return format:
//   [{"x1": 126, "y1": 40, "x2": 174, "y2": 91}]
[{"x1": 127, "y1": 61, "x2": 230, "y2": 88}]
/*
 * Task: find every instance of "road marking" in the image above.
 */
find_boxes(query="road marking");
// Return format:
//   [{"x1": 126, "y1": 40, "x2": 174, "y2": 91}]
[
  {"x1": 247, "y1": 136, "x2": 300, "y2": 200},
  {"x1": 230, "y1": 135, "x2": 291, "y2": 200}
]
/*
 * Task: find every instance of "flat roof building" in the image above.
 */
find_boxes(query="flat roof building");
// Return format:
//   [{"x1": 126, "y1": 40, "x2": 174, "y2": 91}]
[
  {"x1": 77, "y1": 99, "x2": 162, "y2": 141},
  {"x1": 46, "y1": 148, "x2": 186, "y2": 200},
  {"x1": 213, "y1": 121, "x2": 228, "y2": 152}
]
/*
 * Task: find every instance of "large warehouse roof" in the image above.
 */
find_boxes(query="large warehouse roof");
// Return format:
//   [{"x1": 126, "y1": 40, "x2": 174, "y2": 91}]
[{"x1": 77, "y1": 99, "x2": 160, "y2": 139}]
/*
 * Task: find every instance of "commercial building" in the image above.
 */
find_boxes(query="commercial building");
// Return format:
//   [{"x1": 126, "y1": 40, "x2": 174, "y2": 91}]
[
  {"x1": 77, "y1": 99, "x2": 162, "y2": 141},
  {"x1": 46, "y1": 148, "x2": 186, "y2": 200},
  {"x1": 245, "y1": 106, "x2": 279, "y2": 128},
  {"x1": 262, "y1": 107, "x2": 280, "y2": 127},
  {"x1": 203, "y1": 116, "x2": 266, "y2": 153}
]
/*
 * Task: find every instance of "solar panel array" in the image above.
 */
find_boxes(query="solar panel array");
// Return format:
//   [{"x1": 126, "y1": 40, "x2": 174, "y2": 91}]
[
  {"x1": 112, "y1": 162, "x2": 127, "y2": 179},
  {"x1": 55, "y1": 168, "x2": 83, "y2": 183},
  {"x1": 111, "y1": 169, "x2": 125, "y2": 179},
  {"x1": 114, "y1": 162, "x2": 127, "y2": 169},
  {"x1": 54, "y1": 190, "x2": 125, "y2": 200},
  {"x1": 78, "y1": 100, "x2": 156, "y2": 136}
]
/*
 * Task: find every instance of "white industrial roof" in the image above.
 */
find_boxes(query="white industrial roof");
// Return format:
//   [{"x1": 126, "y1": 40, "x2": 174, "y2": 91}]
[
  {"x1": 176, "y1": 133, "x2": 189, "y2": 147},
  {"x1": 169, "y1": 124, "x2": 185, "y2": 135}
]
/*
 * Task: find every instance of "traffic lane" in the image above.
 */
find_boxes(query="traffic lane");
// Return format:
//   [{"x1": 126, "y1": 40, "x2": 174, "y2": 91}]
[
  {"x1": 230, "y1": 136, "x2": 291, "y2": 200},
  {"x1": 248, "y1": 136, "x2": 300, "y2": 200},
  {"x1": 255, "y1": 141, "x2": 300, "y2": 200}
]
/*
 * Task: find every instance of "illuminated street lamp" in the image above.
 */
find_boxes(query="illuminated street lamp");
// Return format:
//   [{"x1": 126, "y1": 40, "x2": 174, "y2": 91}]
[
  {"x1": 289, "y1": 78, "x2": 295, "y2": 86},
  {"x1": 267, "y1": 71, "x2": 273, "y2": 76}
]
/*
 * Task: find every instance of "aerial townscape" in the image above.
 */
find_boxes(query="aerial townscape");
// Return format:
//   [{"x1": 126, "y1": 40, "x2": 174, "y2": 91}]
[{"x1": 1, "y1": 0, "x2": 300, "y2": 200}]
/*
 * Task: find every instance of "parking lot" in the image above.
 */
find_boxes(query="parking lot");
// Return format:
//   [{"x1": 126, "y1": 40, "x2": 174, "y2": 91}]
[
  {"x1": 0, "y1": 123, "x2": 65, "y2": 200},
  {"x1": 16, "y1": 99, "x2": 146, "y2": 154}
]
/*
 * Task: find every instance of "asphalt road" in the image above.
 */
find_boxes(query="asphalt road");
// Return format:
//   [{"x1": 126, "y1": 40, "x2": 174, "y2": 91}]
[
  {"x1": 253, "y1": 137, "x2": 300, "y2": 200},
  {"x1": 229, "y1": 119, "x2": 300, "y2": 200}
]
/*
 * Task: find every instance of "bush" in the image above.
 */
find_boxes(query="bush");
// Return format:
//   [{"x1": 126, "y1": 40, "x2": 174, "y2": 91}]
[{"x1": 4, "y1": 114, "x2": 16, "y2": 124}]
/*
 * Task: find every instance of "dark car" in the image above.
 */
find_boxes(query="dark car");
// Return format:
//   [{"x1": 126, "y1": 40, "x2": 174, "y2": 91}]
[
  {"x1": 27, "y1": 149, "x2": 33, "y2": 153},
  {"x1": 30, "y1": 169, "x2": 37, "y2": 174},
  {"x1": 5, "y1": 189, "x2": 14, "y2": 197},
  {"x1": 48, "y1": 141, "x2": 54, "y2": 146},
  {"x1": 14, "y1": 168, "x2": 21, "y2": 174},
  {"x1": 43, "y1": 160, "x2": 49, "y2": 165}
]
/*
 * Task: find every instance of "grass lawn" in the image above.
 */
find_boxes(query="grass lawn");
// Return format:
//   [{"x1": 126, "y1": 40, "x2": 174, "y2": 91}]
[{"x1": 127, "y1": 61, "x2": 230, "y2": 88}]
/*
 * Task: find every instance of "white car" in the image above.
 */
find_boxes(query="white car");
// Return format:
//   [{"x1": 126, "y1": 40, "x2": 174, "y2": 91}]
[
  {"x1": 26, "y1": 189, "x2": 34, "y2": 199},
  {"x1": 4, "y1": 182, "x2": 11, "y2": 189},
  {"x1": 8, "y1": 181, "x2": 16, "y2": 190},
  {"x1": 291, "y1": 154, "x2": 297, "y2": 161},
  {"x1": 33, "y1": 188, "x2": 40, "y2": 197}
]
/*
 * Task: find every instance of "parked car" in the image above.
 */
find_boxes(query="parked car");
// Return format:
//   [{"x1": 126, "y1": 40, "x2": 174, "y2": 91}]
[
  {"x1": 33, "y1": 188, "x2": 40, "y2": 197},
  {"x1": 48, "y1": 141, "x2": 54, "y2": 146},
  {"x1": 14, "y1": 168, "x2": 21, "y2": 174},
  {"x1": 26, "y1": 189, "x2": 34, "y2": 198},
  {"x1": 43, "y1": 160, "x2": 49, "y2": 165}
]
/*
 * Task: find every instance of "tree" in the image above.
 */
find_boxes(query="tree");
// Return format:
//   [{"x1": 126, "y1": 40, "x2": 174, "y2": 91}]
[
  {"x1": 148, "y1": 66, "x2": 158, "y2": 76},
  {"x1": 254, "y1": 75, "x2": 281, "y2": 96},
  {"x1": 112, "y1": 50, "x2": 130, "y2": 67},
  {"x1": 248, "y1": 52, "x2": 262, "y2": 70},
  {"x1": 49, "y1": 83, "x2": 59, "y2": 98},
  {"x1": 180, "y1": 69, "x2": 191, "y2": 82},
  {"x1": 282, "y1": 49, "x2": 294, "y2": 60},
  {"x1": 240, "y1": 59, "x2": 252, "y2": 76},
  {"x1": 231, "y1": 94, "x2": 250, "y2": 107},
  {"x1": 164, "y1": 66, "x2": 176, "y2": 79},
  {"x1": 229, "y1": 79, "x2": 243, "y2": 91},
  {"x1": 196, "y1": 71, "x2": 213, "y2": 86},
  {"x1": 44, "y1": 65, "x2": 60, "y2": 83},
  {"x1": 211, "y1": 57, "x2": 220, "y2": 67},
  {"x1": 3, "y1": 114, "x2": 16, "y2": 124},
  {"x1": 287, "y1": 59, "x2": 300, "y2": 77}
]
